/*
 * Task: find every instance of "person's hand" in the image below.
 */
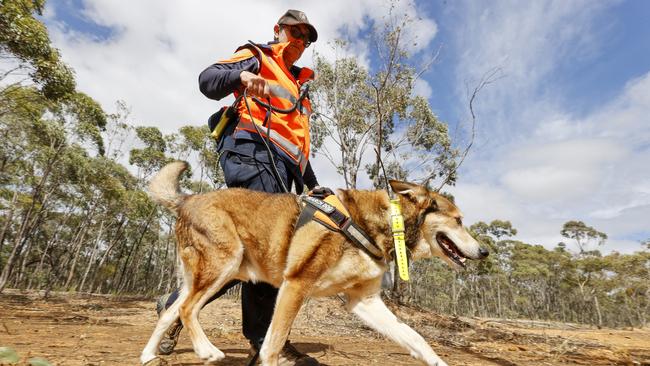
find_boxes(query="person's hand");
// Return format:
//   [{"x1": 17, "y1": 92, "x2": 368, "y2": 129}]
[
  {"x1": 240, "y1": 71, "x2": 270, "y2": 99},
  {"x1": 309, "y1": 186, "x2": 335, "y2": 198}
]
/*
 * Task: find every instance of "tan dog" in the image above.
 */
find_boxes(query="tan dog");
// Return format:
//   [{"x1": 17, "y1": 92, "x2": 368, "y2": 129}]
[{"x1": 140, "y1": 161, "x2": 488, "y2": 366}]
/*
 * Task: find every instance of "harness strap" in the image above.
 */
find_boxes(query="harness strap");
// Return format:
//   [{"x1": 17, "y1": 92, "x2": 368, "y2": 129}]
[
  {"x1": 295, "y1": 203, "x2": 316, "y2": 230},
  {"x1": 295, "y1": 195, "x2": 383, "y2": 260}
]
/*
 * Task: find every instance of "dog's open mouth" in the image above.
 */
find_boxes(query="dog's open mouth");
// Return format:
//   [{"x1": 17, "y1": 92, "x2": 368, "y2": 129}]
[{"x1": 436, "y1": 232, "x2": 469, "y2": 267}]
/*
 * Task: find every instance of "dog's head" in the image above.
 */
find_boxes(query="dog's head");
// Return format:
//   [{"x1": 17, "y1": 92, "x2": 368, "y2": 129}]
[{"x1": 389, "y1": 180, "x2": 488, "y2": 269}]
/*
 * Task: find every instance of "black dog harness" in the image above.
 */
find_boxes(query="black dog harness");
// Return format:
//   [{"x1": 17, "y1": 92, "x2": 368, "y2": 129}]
[{"x1": 294, "y1": 193, "x2": 383, "y2": 260}]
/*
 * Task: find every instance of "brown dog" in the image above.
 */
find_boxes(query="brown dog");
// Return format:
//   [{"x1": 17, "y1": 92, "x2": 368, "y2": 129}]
[{"x1": 140, "y1": 161, "x2": 488, "y2": 366}]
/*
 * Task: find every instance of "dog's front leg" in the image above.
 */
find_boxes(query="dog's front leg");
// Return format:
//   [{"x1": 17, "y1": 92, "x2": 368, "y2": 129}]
[
  {"x1": 347, "y1": 293, "x2": 448, "y2": 366},
  {"x1": 259, "y1": 279, "x2": 311, "y2": 366}
]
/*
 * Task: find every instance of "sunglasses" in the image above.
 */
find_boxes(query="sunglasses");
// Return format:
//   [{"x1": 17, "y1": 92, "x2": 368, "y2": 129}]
[{"x1": 283, "y1": 25, "x2": 311, "y2": 48}]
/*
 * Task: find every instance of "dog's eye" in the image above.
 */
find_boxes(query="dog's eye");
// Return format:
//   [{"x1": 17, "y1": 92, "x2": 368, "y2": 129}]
[{"x1": 456, "y1": 217, "x2": 462, "y2": 226}]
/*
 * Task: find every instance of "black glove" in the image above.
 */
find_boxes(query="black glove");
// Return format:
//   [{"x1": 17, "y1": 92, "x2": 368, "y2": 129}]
[{"x1": 309, "y1": 186, "x2": 334, "y2": 199}]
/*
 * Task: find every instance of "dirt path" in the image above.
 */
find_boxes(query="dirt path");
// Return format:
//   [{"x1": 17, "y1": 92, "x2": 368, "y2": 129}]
[{"x1": 0, "y1": 290, "x2": 648, "y2": 365}]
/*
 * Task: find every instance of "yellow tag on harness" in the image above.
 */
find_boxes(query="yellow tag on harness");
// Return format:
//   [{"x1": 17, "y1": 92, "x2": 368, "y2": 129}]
[{"x1": 390, "y1": 199, "x2": 409, "y2": 281}]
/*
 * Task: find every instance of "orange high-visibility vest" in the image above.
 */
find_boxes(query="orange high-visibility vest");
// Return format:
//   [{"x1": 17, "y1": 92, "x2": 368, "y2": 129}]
[{"x1": 219, "y1": 42, "x2": 314, "y2": 173}]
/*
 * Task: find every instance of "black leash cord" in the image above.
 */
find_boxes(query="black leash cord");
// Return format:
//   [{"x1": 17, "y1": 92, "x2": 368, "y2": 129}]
[
  {"x1": 251, "y1": 81, "x2": 310, "y2": 114},
  {"x1": 242, "y1": 88, "x2": 290, "y2": 193}
]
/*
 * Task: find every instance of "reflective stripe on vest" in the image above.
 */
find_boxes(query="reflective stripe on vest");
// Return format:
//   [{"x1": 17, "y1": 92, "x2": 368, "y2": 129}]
[{"x1": 236, "y1": 120, "x2": 308, "y2": 173}]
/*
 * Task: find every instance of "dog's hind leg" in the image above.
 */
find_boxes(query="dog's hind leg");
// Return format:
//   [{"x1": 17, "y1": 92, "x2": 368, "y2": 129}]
[
  {"x1": 347, "y1": 292, "x2": 448, "y2": 366},
  {"x1": 179, "y1": 233, "x2": 243, "y2": 364},
  {"x1": 140, "y1": 285, "x2": 190, "y2": 364}
]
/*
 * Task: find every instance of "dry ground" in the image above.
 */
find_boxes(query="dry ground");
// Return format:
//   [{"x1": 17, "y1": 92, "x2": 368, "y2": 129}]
[{"x1": 0, "y1": 290, "x2": 648, "y2": 365}]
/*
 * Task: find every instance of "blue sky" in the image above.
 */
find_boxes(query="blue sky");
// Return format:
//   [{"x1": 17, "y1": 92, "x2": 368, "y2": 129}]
[{"x1": 43, "y1": 0, "x2": 649, "y2": 253}]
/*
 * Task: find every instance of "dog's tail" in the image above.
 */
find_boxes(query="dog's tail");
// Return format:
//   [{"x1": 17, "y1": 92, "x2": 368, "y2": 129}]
[{"x1": 148, "y1": 161, "x2": 188, "y2": 213}]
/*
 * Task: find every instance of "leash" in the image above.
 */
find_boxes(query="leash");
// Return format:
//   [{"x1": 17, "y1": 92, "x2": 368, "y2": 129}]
[{"x1": 242, "y1": 88, "x2": 290, "y2": 193}]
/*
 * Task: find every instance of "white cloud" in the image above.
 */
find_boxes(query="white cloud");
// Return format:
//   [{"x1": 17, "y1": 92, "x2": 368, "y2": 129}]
[
  {"x1": 500, "y1": 138, "x2": 628, "y2": 201},
  {"x1": 413, "y1": 78, "x2": 433, "y2": 99},
  {"x1": 451, "y1": 1, "x2": 612, "y2": 143},
  {"x1": 445, "y1": 1, "x2": 649, "y2": 253},
  {"x1": 448, "y1": 182, "x2": 523, "y2": 223},
  {"x1": 45, "y1": 0, "x2": 437, "y2": 134}
]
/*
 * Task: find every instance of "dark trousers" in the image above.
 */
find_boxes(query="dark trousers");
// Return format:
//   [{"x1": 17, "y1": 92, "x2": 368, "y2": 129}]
[{"x1": 166, "y1": 150, "x2": 291, "y2": 349}]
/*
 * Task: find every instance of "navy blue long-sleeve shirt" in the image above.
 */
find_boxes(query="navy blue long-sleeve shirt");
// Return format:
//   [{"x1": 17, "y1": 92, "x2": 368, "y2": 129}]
[
  {"x1": 199, "y1": 58, "x2": 259, "y2": 101},
  {"x1": 199, "y1": 52, "x2": 319, "y2": 190}
]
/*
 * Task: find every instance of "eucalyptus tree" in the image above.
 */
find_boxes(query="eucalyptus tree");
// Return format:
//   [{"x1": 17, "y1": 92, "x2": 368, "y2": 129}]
[
  {"x1": 179, "y1": 125, "x2": 223, "y2": 191},
  {"x1": 0, "y1": 0, "x2": 75, "y2": 103},
  {"x1": 468, "y1": 220, "x2": 518, "y2": 317},
  {"x1": 561, "y1": 220, "x2": 607, "y2": 255},
  {"x1": 0, "y1": 0, "x2": 107, "y2": 293},
  {"x1": 310, "y1": 13, "x2": 456, "y2": 189}
]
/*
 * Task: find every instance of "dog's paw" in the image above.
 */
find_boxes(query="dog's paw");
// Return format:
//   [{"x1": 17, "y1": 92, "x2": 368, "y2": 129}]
[
  {"x1": 259, "y1": 357, "x2": 279, "y2": 366},
  {"x1": 140, "y1": 352, "x2": 158, "y2": 365},
  {"x1": 427, "y1": 359, "x2": 448, "y2": 366},
  {"x1": 196, "y1": 345, "x2": 225, "y2": 364},
  {"x1": 141, "y1": 356, "x2": 168, "y2": 366}
]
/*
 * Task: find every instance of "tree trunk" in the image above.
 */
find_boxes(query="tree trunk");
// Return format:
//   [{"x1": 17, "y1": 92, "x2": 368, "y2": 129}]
[
  {"x1": 142, "y1": 235, "x2": 157, "y2": 290},
  {"x1": 0, "y1": 203, "x2": 37, "y2": 292},
  {"x1": 14, "y1": 236, "x2": 35, "y2": 288},
  {"x1": 496, "y1": 277, "x2": 502, "y2": 318},
  {"x1": 1, "y1": 179, "x2": 59, "y2": 291},
  {"x1": 593, "y1": 294, "x2": 603, "y2": 328},
  {"x1": 14, "y1": 203, "x2": 52, "y2": 288},
  {"x1": 157, "y1": 222, "x2": 173, "y2": 292},
  {"x1": 116, "y1": 209, "x2": 155, "y2": 293},
  {"x1": 28, "y1": 207, "x2": 75, "y2": 290},
  {"x1": 0, "y1": 190, "x2": 19, "y2": 260},
  {"x1": 79, "y1": 220, "x2": 104, "y2": 292},
  {"x1": 63, "y1": 225, "x2": 89, "y2": 290},
  {"x1": 90, "y1": 219, "x2": 126, "y2": 292}
]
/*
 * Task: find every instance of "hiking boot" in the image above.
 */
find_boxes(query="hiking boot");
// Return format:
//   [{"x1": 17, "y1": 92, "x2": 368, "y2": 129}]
[
  {"x1": 246, "y1": 340, "x2": 319, "y2": 366},
  {"x1": 155, "y1": 293, "x2": 184, "y2": 355}
]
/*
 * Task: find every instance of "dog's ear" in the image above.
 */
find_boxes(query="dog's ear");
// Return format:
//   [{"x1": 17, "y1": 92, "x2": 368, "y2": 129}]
[
  {"x1": 389, "y1": 180, "x2": 427, "y2": 205},
  {"x1": 427, "y1": 197, "x2": 440, "y2": 212}
]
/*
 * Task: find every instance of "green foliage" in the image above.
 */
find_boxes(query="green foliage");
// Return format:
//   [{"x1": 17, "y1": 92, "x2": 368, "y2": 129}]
[
  {"x1": 407, "y1": 219, "x2": 649, "y2": 327},
  {"x1": 0, "y1": 1, "x2": 222, "y2": 296},
  {"x1": 0, "y1": 347, "x2": 19, "y2": 364},
  {"x1": 66, "y1": 92, "x2": 107, "y2": 155},
  {"x1": 135, "y1": 126, "x2": 166, "y2": 152},
  {"x1": 311, "y1": 15, "x2": 457, "y2": 189},
  {"x1": 561, "y1": 220, "x2": 607, "y2": 253},
  {"x1": 28, "y1": 357, "x2": 52, "y2": 366},
  {"x1": 471, "y1": 220, "x2": 517, "y2": 240},
  {"x1": 129, "y1": 126, "x2": 171, "y2": 177},
  {"x1": 0, "y1": 0, "x2": 75, "y2": 100}
]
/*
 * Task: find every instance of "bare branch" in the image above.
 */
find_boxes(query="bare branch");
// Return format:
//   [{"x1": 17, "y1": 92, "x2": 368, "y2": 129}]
[{"x1": 434, "y1": 67, "x2": 504, "y2": 191}]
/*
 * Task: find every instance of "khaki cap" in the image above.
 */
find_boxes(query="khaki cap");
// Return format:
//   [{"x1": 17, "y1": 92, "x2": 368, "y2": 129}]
[{"x1": 277, "y1": 9, "x2": 318, "y2": 43}]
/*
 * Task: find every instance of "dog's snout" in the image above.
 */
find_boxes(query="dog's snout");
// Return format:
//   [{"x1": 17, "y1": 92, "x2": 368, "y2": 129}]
[{"x1": 478, "y1": 247, "x2": 489, "y2": 258}]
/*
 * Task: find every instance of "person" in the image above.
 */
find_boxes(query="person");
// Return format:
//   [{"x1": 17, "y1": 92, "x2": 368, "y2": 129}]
[{"x1": 155, "y1": 9, "x2": 321, "y2": 366}]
